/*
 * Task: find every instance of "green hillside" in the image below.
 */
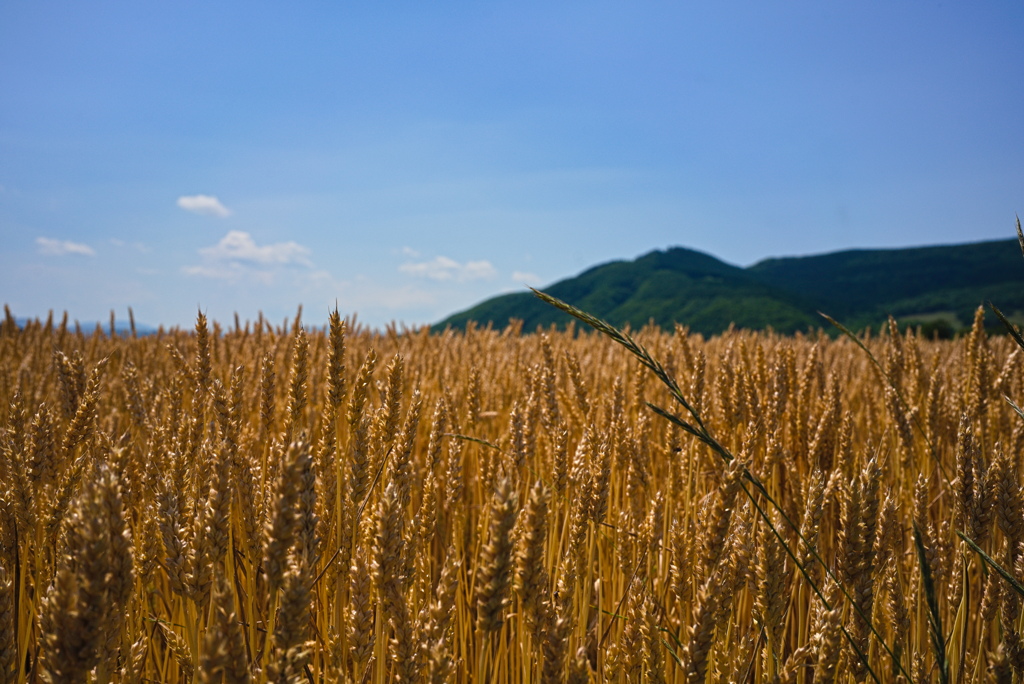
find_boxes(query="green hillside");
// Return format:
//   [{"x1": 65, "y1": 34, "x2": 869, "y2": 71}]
[
  {"x1": 435, "y1": 238, "x2": 1024, "y2": 336},
  {"x1": 747, "y1": 238, "x2": 1024, "y2": 331},
  {"x1": 437, "y1": 247, "x2": 823, "y2": 336}
]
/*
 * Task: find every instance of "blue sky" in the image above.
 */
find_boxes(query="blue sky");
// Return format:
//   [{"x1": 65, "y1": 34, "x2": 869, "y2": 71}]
[{"x1": 2, "y1": 2, "x2": 1022, "y2": 330}]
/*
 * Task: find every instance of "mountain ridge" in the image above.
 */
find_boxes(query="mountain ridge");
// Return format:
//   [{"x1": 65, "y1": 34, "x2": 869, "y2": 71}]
[{"x1": 436, "y1": 238, "x2": 1024, "y2": 336}]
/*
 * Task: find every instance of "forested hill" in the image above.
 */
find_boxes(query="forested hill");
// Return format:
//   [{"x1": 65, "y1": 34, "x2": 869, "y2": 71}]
[{"x1": 435, "y1": 238, "x2": 1024, "y2": 336}]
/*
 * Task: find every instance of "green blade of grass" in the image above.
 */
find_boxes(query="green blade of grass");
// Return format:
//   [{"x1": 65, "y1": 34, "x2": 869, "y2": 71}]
[
  {"x1": 957, "y1": 531, "x2": 1024, "y2": 598},
  {"x1": 645, "y1": 402, "x2": 720, "y2": 448},
  {"x1": 531, "y1": 288, "x2": 707, "y2": 433},
  {"x1": 1015, "y1": 214, "x2": 1024, "y2": 259},
  {"x1": 444, "y1": 433, "x2": 503, "y2": 450},
  {"x1": 988, "y1": 301, "x2": 1024, "y2": 352},
  {"x1": 915, "y1": 523, "x2": 949, "y2": 684},
  {"x1": 1005, "y1": 395, "x2": 1024, "y2": 423}
]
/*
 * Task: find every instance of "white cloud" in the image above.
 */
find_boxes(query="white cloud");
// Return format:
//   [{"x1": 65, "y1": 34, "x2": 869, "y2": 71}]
[
  {"x1": 511, "y1": 270, "x2": 540, "y2": 284},
  {"x1": 400, "y1": 246, "x2": 421, "y2": 258},
  {"x1": 184, "y1": 230, "x2": 313, "y2": 282},
  {"x1": 110, "y1": 238, "x2": 150, "y2": 253},
  {"x1": 177, "y1": 194, "x2": 231, "y2": 217},
  {"x1": 462, "y1": 260, "x2": 499, "y2": 280},
  {"x1": 181, "y1": 264, "x2": 241, "y2": 280},
  {"x1": 182, "y1": 262, "x2": 279, "y2": 285},
  {"x1": 199, "y1": 230, "x2": 312, "y2": 267},
  {"x1": 36, "y1": 237, "x2": 95, "y2": 256},
  {"x1": 399, "y1": 255, "x2": 497, "y2": 282}
]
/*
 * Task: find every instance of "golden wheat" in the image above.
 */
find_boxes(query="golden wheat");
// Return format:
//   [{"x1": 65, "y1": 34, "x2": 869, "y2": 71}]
[{"x1": 0, "y1": 303, "x2": 1022, "y2": 683}]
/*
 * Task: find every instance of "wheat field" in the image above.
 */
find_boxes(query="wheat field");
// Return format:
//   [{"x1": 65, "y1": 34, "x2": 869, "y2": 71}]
[{"x1": 0, "y1": 299, "x2": 1020, "y2": 683}]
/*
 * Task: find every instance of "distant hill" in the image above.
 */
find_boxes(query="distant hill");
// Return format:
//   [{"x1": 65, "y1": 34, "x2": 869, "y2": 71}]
[
  {"x1": 13, "y1": 316, "x2": 158, "y2": 336},
  {"x1": 435, "y1": 238, "x2": 1024, "y2": 336}
]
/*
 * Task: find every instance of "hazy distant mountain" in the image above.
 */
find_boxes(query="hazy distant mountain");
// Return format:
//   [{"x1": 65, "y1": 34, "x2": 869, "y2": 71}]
[
  {"x1": 436, "y1": 238, "x2": 1024, "y2": 336},
  {"x1": 13, "y1": 317, "x2": 158, "y2": 336}
]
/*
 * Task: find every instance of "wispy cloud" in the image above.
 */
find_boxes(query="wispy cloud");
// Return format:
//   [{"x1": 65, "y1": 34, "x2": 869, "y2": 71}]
[
  {"x1": 177, "y1": 194, "x2": 232, "y2": 218},
  {"x1": 200, "y1": 230, "x2": 311, "y2": 266},
  {"x1": 110, "y1": 238, "x2": 150, "y2": 253},
  {"x1": 181, "y1": 263, "x2": 250, "y2": 281},
  {"x1": 184, "y1": 230, "x2": 313, "y2": 282},
  {"x1": 511, "y1": 270, "x2": 540, "y2": 284},
  {"x1": 399, "y1": 255, "x2": 497, "y2": 282},
  {"x1": 36, "y1": 237, "x2": 95, "y2": 256}
]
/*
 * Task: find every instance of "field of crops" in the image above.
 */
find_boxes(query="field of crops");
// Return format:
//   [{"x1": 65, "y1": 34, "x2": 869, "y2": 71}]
[{"x1": 0, "y1": 299, "x2": 1020, "y2": 683}]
